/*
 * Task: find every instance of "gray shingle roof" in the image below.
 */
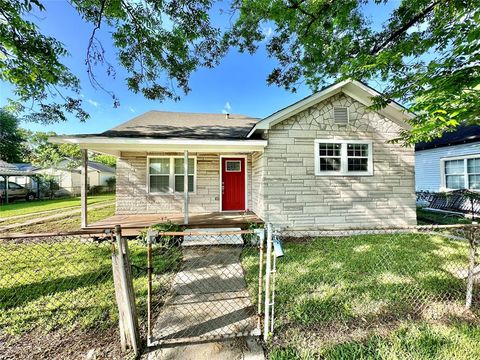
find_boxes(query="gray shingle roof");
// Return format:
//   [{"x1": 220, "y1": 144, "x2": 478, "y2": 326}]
[
  {"x1": 415, "y1": 125, "x2": 480, "y2": 151},
  {"x1": 87, "y1": 161, "x2": 115, "y2": 173},
  {"x1": 101, "y1": 111, "x2": 259, "y2": 139}
]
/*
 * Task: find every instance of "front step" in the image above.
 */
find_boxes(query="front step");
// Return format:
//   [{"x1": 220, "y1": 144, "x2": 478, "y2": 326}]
[{"x1": 182, "y1": 227, "x2": 243, "y2": 246}]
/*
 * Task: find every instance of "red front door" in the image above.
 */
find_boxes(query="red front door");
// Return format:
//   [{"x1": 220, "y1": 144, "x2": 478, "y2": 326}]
[{"x1": 222, "y1": 158, "x2": 246, "y2": 211}]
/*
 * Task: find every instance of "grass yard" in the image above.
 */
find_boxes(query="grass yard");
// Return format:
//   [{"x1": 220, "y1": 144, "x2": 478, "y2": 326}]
[
  {"x1": 11, "y1": 204, "x2": 116, "y2": 233},
  {"x1": 0, "y1": 194, "x2": 115, "y2": 218},
  {"x1": 0, "y1": 236, "x2": 181, "y2": 357},
  {"x1": 243, "y1": 232, "x2": 480, "y2": 359},
  {"x1": 417, "y1": 207, "x2": 472, "y2": 225}
]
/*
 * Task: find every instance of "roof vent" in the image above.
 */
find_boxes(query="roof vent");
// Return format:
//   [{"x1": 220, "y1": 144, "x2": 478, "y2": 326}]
[
  {"x1": 225, "y1": 113, "x2": 230, "y2": 120},
  {"x1": 333, "y1": 107, "x2": 349, "y2": 125}
]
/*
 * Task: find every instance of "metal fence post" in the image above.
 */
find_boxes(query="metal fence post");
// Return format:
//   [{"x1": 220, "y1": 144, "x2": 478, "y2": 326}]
[
  {"x1": 112, "y1": 225, "x2": 140, "y2": 355},
  {"x1": 466, "y1": 225, "x2": 478, "y2": 309},
  {"x1": 263, "y1": 223, "x2": 273, "y2": 340},
  {"x1": 254, "y1": 227, "x2": 265, "y2": 334},
  {"x1": 146, "y1": 230, "x2": 158, "y2": 345}
]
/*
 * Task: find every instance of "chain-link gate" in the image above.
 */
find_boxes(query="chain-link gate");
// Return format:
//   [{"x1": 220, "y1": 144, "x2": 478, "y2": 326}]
[{"x1": 142, "y1": 228, "x2": 266, "y2": 346}]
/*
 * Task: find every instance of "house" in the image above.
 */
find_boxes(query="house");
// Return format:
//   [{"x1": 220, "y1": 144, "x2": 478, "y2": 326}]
[
  {"x1": 34, "y1": 160, "x2": 116, "y2": 196},
  {"x1": 415, "y1": 125, "x2": 480, "y2": 192},
  {"x1": 52, "y1": 80, "x2": 416, "y2": 230}
]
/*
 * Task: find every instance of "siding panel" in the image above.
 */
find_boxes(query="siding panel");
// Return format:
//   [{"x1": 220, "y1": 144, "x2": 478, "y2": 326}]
[{"x1": 415, "y1": 143, "x2": 480, "y2": 192}]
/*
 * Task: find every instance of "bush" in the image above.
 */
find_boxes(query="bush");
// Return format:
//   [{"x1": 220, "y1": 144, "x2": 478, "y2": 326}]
[
  {"x1": 137, "y1": 221, "x2": 183, "y2": 246},
  {"x1": 105, "y1": 177, "x2": 116, "y2": 192}
]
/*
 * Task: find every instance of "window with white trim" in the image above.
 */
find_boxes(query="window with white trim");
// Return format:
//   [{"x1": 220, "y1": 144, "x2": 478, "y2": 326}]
[
  {"x1": 148, "y1": 157, "x2": 196, "y2": 193},
  {"x1": 314, "y1": 140, "x2": 373, "y2": 176},
  {"x1": 443, "y1": 156, "x2": 480, "y2": 190}
]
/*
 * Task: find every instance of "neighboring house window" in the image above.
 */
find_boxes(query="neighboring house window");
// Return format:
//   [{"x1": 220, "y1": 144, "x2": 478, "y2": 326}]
[
  {"x1": 314, "y1": 139, "x2": 373, "y2": 176},
  {"x1": 148, "y1": 157, "x2": 196, "y2": 194},
  {"x1": 442, "y1": 156, "x2": 480, "y2": 190}
]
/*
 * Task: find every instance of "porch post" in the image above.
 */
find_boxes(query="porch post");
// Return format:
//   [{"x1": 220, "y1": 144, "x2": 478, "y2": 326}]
[
  {"x1": 4, "y1": 175, "x2": 8, "y2": 204},
  {"x1": 184, "y1": 150, "x2": 189, "y2": 225},
  {"x1": 81, "y1": 149, "x2": 88, "y2": 228}
]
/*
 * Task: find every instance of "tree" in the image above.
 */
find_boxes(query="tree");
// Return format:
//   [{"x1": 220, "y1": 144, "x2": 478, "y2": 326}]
[
  {"x1": 91, "y1": 153, "x2": 116, "y2": 168},
  {"x1": 0, "y1": 110, "x2": 24, "y2": 163},
  {"x1": 1, "y1": 0, "x2": 224, "y2": 123},
  {"x1": 226, "y1": 0, "x2": 480, "y2": 144},
  {"x1": 1, "y1": 1, "x2": 479, "y2": 143},
  {"x1": 22, "y1": 130, "x2": 82, "y2": 168}
]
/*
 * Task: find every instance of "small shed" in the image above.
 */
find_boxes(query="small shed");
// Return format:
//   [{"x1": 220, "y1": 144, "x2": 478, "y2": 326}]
[{"x1": 0, "y1": 160, "x2": 40, "y2": 204}]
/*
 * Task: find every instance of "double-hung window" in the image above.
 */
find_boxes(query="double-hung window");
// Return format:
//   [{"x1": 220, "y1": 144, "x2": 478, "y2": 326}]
[
  {"x1": 314, "y1": 139, "x2": 373, "y2": 176},
  {"x1": 442, "y1": 156, "x2": 480, "y2": 190},
  {"x1": 148, "y1": 157, "x2": 196, "y2": 194}
]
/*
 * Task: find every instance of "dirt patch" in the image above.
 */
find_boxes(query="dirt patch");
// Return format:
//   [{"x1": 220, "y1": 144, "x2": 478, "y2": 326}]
[{"x1": 0, "y1": 327, "x2": 128, "y2": 360}]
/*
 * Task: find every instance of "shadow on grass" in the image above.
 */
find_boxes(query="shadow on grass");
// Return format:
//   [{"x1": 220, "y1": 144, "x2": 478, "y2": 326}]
[
  {"x1": 0, "y1": 240, "x2": 181, "y2": 336},
  {"x1": 243, "y1": 232, "x2": 480, "y2": 358}
]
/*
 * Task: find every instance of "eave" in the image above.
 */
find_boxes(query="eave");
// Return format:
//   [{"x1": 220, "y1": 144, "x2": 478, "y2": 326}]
[{"x1": 49, "y1": 136, "x2": 268, "y2": 156}]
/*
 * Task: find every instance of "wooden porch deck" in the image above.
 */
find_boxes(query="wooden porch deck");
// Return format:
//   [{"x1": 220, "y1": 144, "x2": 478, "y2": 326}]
[{"x1": 86, "y1": 211, "x2": 263, "y2": 236}]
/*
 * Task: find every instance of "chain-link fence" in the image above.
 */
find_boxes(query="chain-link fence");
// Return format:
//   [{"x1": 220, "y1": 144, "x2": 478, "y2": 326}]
[
  {"x1": 0, "y1": 232, "x2": 141, "y2": 360},
  {"x1": 133, "y1": 229, "x2": 264, "y2": 347},
  {"x1": 264, "y1": 225, "x2": 480, "y2": 358}
]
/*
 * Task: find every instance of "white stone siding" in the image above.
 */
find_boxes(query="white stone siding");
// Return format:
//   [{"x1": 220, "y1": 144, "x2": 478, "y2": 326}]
[
  {"x1": 116, "y1": 152, "x2": 252, "y2": 214},
  {"x1": 262, "y1": 93, "x2": 416, "y2": 229},
  {"x1": 251, "y1": 151, "x2": 265, "y2": 218}
]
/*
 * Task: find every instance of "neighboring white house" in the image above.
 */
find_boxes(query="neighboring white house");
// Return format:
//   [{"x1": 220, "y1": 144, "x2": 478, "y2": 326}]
[
  {"x1": 34, "y1": 160, "x2": 116, "y2": 196},
  {"x1": 415, "y1": 125, "x2": 480, "y2": 192},
  {"x1": 52, "y1": 80, "x2": 416, "y2": 229}
]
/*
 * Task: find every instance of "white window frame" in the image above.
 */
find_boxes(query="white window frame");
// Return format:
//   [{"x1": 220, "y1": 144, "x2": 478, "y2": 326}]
[
  {"x1": 314, "y1": 139, "x2": 373, "y2": 176},
  {"x1": 147, "y1": 156, "x2": 197, "y2": 194},
  {"x1": 441, "y1": 155, "x2": 480, "y2": 190}
]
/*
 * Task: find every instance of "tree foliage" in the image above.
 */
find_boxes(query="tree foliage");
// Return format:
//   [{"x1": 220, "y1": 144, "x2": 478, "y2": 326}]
[
  {"x1": 1, "y1": 0, "x2": 479, "y2": 143},
  {"x1": 0, "y1": 109, "x2": 24, "y2": 163},
  {"x1": 1, "y1": 0, "x2": 224, "y2": 123},
  {"x1": 226, "y1": 0, "x2": 480, "y2": 143},
  {"x1": 0, "y1": 0, "x2": 88, "y2": 123},
  {"x1": 22, "y1": 130, "x2": 82, "y2": 168},
  {"x1": 91, "y1": 153, "x2": 116, "y2": 168}
]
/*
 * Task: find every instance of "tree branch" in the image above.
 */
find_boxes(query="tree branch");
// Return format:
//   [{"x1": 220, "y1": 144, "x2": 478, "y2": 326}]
[{"x1": 370, "y1": 0, "x2": 440, "y2": 55}]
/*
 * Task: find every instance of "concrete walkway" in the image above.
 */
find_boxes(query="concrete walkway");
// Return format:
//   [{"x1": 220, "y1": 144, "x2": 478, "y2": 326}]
[
  {"x1": 144, "y1": 337, "x2": 264, "y2": 360},
  {"x1": 150, "y1": 246, "x2": 258, "y2": 343},
  {"x1": 145, "y1": 245, "x2": 263, "y2": 359}
]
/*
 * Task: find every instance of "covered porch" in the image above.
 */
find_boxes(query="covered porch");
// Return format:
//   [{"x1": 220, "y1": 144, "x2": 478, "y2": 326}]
[
  {"x1": 49, "y1": 136, "x2": 267, "y2": 233},
  {"x1": 86, "y1": 211, "x2": 263, "y2": 236}
]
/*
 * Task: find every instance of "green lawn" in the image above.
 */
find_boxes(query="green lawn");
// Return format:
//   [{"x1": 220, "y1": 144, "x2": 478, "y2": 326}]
[
  {"x1": 0, "y1": 238, "x2": 181, "y2": 337},
  {"x1": 243, "y1": 232, "x2": 480, "y2": 359},
  {"x1": 11, "y1": 204, "x2": 116, "y2": 233},
  {"x1": 0, "y1": 194, "x2": 115, "y2": 218},
  {"x1": 417, "y1": 207, "x2": 472, "y2": 225}
]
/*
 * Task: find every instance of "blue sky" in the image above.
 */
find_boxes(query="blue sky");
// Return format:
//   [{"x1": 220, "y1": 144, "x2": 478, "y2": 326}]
[{"x1": 0, "y1": 1, "x2": 398, "y2": 135}]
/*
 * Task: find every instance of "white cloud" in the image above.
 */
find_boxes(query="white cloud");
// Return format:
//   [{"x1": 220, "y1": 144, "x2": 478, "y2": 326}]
[
  {"x1": 129, "y1": 106, "x2": 135, "y2": 113},
  {"x1": 87, "y1": 99, "x2": 99, "y2": 107},
  {"x1": 262, "y1": 26, "x2": 273, "y2": 39},
  {"x1": 221, "y1": 101, "x2": 231, "y2": 114}
]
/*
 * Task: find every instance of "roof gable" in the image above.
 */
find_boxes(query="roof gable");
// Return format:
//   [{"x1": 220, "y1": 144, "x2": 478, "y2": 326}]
[{"x1": 248, "y1": 80, "x2": 413, "y2": 137}]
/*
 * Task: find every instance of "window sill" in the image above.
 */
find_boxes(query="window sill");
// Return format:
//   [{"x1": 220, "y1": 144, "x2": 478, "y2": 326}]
[
  {"x1": 148, "y1": 192, "x2": 196, "y2": 196},
  {"x1": 314, "y1": 172, "x2": 373, "y2": 177}
]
